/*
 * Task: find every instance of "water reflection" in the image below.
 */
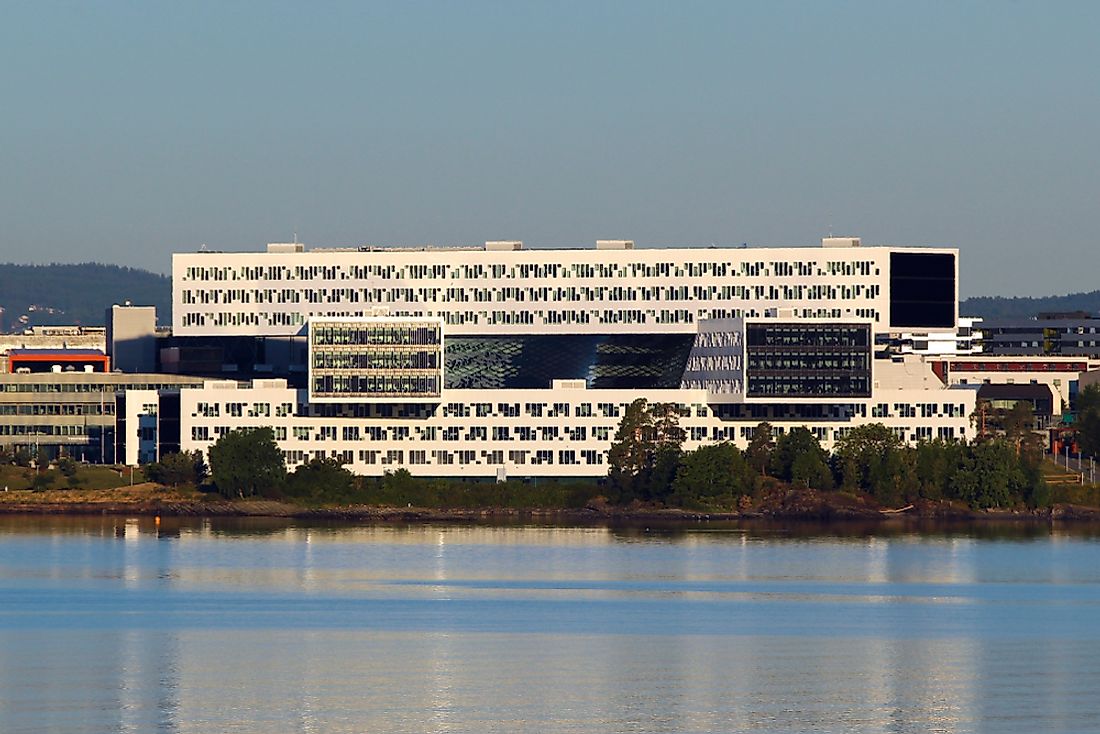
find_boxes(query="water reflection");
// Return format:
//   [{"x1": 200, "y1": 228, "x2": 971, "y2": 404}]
[{"x1": 3, "y1": 518, "x2": 1100, "y2": 733}]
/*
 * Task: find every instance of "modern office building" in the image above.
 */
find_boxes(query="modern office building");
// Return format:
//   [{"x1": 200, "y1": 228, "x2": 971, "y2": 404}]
[
  {"x1": 114, "y1": 237, "x2": 979, "y2": 478},
  {"x1": 981, "y1": 313, "x2": 1100, "y2": 357},
  {"x1": 0, "y1": 372, "x2": 204, "y2": 463}
]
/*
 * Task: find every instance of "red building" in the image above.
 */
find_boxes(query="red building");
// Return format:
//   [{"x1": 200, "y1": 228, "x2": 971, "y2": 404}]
[{"x1": 5, "y1": 349, "x2": 111, "y2": 374}]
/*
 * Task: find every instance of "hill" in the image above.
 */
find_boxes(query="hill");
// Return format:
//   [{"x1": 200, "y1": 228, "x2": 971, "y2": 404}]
[
  {"x1": 961, "y1": 291, "x2": 1100, "y2": 321},
  {"x1": 0, "y1": 263, "x2": 171, "y2": 332}
]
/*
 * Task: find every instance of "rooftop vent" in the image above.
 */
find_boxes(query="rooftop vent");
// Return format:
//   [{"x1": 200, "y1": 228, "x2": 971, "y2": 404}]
[{"x1": 821, "y1": 236, "x2": 861, "y2": 248}]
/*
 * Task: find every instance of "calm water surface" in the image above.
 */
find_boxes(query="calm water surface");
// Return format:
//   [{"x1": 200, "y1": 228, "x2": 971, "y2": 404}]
[{"x1": 2, "y1": 516, "x2": 1100, "y2": 733}]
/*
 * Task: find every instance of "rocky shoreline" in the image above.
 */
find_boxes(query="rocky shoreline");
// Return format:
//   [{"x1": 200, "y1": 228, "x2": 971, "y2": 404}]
[{"x1": 2, "y1": 485, "x2": 1099, "y2": 524}]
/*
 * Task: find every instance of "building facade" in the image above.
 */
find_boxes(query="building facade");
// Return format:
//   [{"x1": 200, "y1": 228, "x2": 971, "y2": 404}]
[
  {"x1": 0, "y1": 373, "x2": 203, "y2": 463},
  {"x1": 125, "y1": 237, "x2": 980, "y2": 478}
]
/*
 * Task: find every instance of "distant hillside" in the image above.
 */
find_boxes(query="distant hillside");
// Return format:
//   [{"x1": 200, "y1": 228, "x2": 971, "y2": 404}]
[
  {"x1": 0, "y1": 263, "x2": 171, "y2": 332},
  {"x1": 961, "y1": 291, "x2": 1100, "y2": 321}
]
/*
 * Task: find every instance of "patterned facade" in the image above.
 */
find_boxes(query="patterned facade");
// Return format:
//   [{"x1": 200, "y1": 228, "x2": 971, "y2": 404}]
[{"x1": 146, "y1": 239, "x2": 977, "y2": 478}]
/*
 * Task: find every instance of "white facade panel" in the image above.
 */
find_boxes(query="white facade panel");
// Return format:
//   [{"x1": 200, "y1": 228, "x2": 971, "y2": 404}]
[
  {"x1": 172, "y1": 245, "x2": 934, "y2": 337},
  {"x1": 177, "y1": 378, "x2": 976, "y2": 479}
]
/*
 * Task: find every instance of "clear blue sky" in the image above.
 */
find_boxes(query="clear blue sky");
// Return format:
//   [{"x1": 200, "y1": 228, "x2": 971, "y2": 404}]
[{"x1": 1, "y1": 1, "x2": 1097, "y2": 297}]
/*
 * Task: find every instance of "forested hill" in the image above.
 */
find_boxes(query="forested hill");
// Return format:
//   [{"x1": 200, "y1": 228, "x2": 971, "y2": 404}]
[
  {"x1": 961, "y1": 292, "x2": 1100, "y2": 320},
  {"x1": 0, "y1": 263, "x2": 171, "y2": 331}
]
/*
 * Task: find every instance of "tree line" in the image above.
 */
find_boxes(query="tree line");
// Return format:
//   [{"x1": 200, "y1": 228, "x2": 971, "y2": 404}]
[
  {"x1": 136, "y1": 398, "x2": 1051, "y2": 511},
  {"x1": 606, "y1": 398, "x2": 1050, "y2": 510}
]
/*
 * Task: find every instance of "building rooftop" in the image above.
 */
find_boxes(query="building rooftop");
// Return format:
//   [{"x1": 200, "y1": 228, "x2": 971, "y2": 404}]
[{"x1": 8, "y1": 349, "x2": 107, "y2": 357}]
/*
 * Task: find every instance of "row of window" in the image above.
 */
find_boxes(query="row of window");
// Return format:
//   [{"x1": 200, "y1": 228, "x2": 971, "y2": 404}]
[
  {"x1": 311, "y1": 350, "x2": 440, "y2": 370},
  {"x1": 311, "y1": 375, "x2": 441, "y2": 397},
  {"x1": 0, "y1": 404, "x2": 114, "y2": 416},
  {"x1": 183, "y1": 257, "x2": 882, "y2": 285},
  {"x1": 311, "y1": 324, "x2": 441, "y2": 347},
  {"x1": 0, "y1": 424, "x2": 90, "y2": 436}
]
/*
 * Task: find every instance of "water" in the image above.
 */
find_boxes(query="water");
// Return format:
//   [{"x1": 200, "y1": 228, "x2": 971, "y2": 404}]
[{"x1": 2, "y1": 516, "x2": 1100, "y2": 733}]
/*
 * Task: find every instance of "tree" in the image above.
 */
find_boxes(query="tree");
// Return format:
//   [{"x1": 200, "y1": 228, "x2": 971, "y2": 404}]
[
  {"x1": 54, "y1": 455, "x2": 83, "y2": 488},
  {"x1": 769, "y1": 427, "x2": 830, "y2": 489},
  {"x1": 1079, "y1": 410, "x2": 1100, "y2": 457},
  {"x1": 285, "y1": 456, "x2": 356, "y2": 501},
  {"x1": 1076, "y1": 384, "x2": 1100, "y2": 458},
  {"x1": 31, "y1": 470, "x2": 56, "y2": 492},
  {"x1": 671, "y1": 442, "x2": 755, "y2": 507},
  {"x1": 790, "y1": 451, "x2": 834, "y2": 491},
  {"x1": 970, "y1": 398, "x2": 993, "y2": 442},
  {"x1": 745, "y1": 422, "x2": 774, "y2": 476},
  {"x1": 606, "y1": 399, "x2": 688, "y2": 503},
  {"x1": 607, "y1": 398, "x2": 654, "y2": 488},
  {"x1": 914, "y1": 439, "x2": 966, "y2": 500},
  {"x1": 1077, "y1": 384, "x2": 1100, "y2": 417},
  {"x1": 146, "y1": 451, "x2": 208, "y2": 488},
  {"x1": 1002, "y1": 401, "x2": 1035, "y2": 440},
  {"x1": 207, "y1": 428, "x2": 286, "y2": 499},
  {"x1": 12, "y1": 448, "x2": 32, "y2": 468},
  {"x1": 643, "y1": 402, "x2": 686, "y2": 501},
  {"x1": 832, "y1": 423, "x2": 913, "y2": 504},
  {"x1": 949, "y1": 440, "x2": 1026, "y2": 509}
]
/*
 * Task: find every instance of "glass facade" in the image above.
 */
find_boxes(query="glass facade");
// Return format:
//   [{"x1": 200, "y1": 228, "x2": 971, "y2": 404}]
[
  {"x1": 444, "y1": 335, "x2": 695, "y2": 390},
  {"x1": 309, "y1": 319, "x2": 443, "y2": 401},
  {"x1": 745, "y1": 323, "x2": 872, "y2": 398}
]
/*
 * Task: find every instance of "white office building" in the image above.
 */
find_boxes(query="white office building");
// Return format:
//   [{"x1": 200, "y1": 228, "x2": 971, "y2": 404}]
[{"x1": 133, "y1": 237, "x2": 975, "y2": 477}]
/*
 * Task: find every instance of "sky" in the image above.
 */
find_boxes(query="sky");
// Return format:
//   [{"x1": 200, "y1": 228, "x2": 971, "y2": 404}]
[{"x1": 1, "y1": 1, "x2": 1097, "y2": 297}]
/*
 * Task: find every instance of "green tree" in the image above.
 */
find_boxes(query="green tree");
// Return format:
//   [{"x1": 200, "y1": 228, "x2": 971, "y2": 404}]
[
  {"x1": 1002, "y1": 401, "x2": 1035, "y2": 441},
  {"x1": 607, "y1": 398, "x2": 654, "y2": 491},
  {"x1": 769, "y1": 427, "x2": 831, "y2": 489},
  {"x1": 671, "y1": 442, "x2": 755, "y2": 507},
  {"x1": 949, "y1": 440, "x2": 1026, "y2": 509},
  {"x1": 745, "y1": 422, "x2": 774, "y2": 476},
  {"x1": 146, "y1": 451, "x2": 208, "y2": 488},
  {"x1": 606, "y1": 400, "x2": 688, "y2": 503},
  {"x1": 12, "y1": 448, "x2": 32, "y2": 468},
  {"x1": 54, "y1": 456, "x2": 82, "y2": 487},
  {"x1": 207, "y1": 428, "x2": 286, "y2": 499},
  {"x1": 642, "y1": 402, "x2": 685, "y2": 501},
  {"x1": 1079, "y1": 410, "x2": 1100, "y2": 458},
  {"x1": 31, "y1": 470, "x2": 57, "y2": 492},
  {"x1": 56, "y1": 456, "x2": 78, "y2": 479},
  {"x1": 1076, "y1": 384, "x2": 1100, "y2": 417},
  {"x1": 285, "y1": 457, "x2": 357, "y2": 502},
  {"x1": 914, "y1": 439, "x2": 967, "y2": 500},
  {"x1": 832, "y1": 423, "x2": 913, "y2": 504},
  {"x1": 790, "y1": 451, "x2": 834, "y2": 491},
  {"x1": 1076, "y1": 384, "x2": 1100, "y2": 458},
  {"x1": 970, "y1": 398, "x2": 993, "y2": 442}
]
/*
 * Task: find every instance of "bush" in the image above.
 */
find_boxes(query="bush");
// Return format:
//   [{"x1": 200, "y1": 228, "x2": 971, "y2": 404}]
[{"x1": 146, "y1": 451, "x2": 207, "y2": 488}]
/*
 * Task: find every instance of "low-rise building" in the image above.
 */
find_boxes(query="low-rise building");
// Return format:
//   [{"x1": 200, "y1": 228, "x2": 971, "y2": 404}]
[{"x1": 0, "y1": 373, "x2": 204, "y2": 463}]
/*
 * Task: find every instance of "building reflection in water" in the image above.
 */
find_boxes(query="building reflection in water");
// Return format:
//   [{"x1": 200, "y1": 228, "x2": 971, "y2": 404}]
[{"x1": 4, "y1": 518, "x2": 1100, "y2": 733}]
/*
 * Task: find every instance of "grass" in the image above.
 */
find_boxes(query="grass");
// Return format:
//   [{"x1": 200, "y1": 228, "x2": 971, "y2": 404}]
[
  {"x1": 1043, "y1": 459, "x2": 1100, "y2": 507},
  {"x1": 0, "y1": 464, "x2": 146, "y2": 492}
]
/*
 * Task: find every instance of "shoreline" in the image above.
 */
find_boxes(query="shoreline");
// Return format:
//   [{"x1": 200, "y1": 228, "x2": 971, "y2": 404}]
[{"x1": 3, "y1": 490, "x2": 1100, "y2": 524}]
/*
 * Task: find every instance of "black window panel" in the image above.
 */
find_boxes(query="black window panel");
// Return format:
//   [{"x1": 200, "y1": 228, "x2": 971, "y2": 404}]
[{"x1": 890, "y1": 252, "x2": 956, "y2": 328}]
